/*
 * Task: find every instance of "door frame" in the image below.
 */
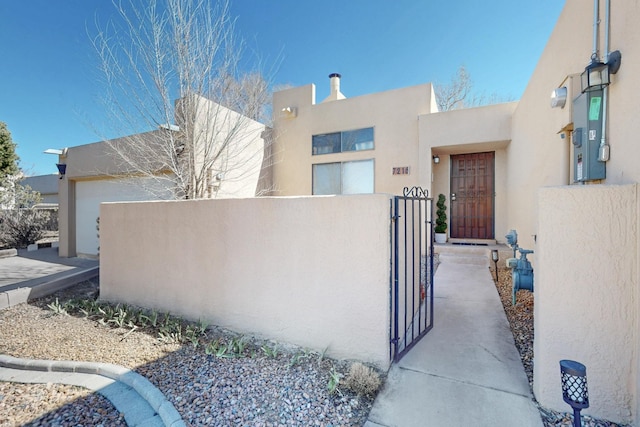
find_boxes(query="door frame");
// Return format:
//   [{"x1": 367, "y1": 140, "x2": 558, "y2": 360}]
[{"x1": 449, "y1": 152, "x2": 496, "y2": 240}]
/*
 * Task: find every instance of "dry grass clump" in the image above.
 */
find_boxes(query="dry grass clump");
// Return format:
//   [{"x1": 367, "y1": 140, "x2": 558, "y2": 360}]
[{"x1": 344, "y1": 362, "x2": 381, "y2": 396}]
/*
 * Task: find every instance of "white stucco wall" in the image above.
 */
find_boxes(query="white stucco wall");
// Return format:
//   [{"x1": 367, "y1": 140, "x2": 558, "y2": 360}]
[
  {"x1": 535, "y1": 184, "x2": 638, "y2": 424},
  {"x1": 100, "y1": 195, "x2": 392, "y2": 368}
]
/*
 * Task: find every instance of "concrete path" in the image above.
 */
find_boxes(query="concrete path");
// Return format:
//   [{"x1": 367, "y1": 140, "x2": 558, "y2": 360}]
[
  {"x1": 0, "y1": 247, "x2": 98, "y2": 309},
  {"x1": 0, "y1": 355, "x2": 185, "y2": 427},
  {"x1": 365, "y1": 253, "x2": 543, "y2": 427}
]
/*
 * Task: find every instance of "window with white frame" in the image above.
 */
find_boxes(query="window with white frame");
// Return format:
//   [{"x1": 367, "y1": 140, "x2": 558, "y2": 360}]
[
  {"x1": 312, "y1": 127, "x2": 374, "y2": 155},
  {"x1": 312, "y1": 159, "x2": 374, "y2": 195}
]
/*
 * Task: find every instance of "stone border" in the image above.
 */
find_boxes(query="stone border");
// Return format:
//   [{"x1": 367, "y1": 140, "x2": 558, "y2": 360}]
[
  {"x1": 0, "y1": 354, "x2": 185, "y2": 427},
  {"x1": 0, "y1": 267, "x2": 100, "y2": 310}
]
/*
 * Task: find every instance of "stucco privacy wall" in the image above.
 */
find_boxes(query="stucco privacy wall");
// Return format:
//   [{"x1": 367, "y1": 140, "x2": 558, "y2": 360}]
[
  {"x1": 534, "y1": 184, "x2": 638, "y2": 424},
  {"x1": 100, "y1": 195, "x2": 392, "y2": 368}
]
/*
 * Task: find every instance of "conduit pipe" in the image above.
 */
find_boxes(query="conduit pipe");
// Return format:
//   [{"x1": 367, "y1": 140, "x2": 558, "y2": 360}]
[
  {"x1": 598, "y1": 0, "x2": 611, "y2": 161},
  {"x1": 592, "y1": 0, "x2": 599, "y2": 58}
]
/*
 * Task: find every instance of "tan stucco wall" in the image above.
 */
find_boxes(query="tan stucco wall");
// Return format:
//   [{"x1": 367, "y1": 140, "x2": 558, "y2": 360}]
[
  {"x1": 100, "y1": 195, "x2": 392, "y2": 368},
  {"x1": 272, "y1": 82, "x2": 436, "y2": 196},
  {"x1": 420, "y1": 103, "x2": 516, "y2": 242},
  {"x1": 535, "y1": 184, "x2": 638, "y2": 424},
  {"x1": 509, "y1": 0, "x2": 640, "y2": 250}
]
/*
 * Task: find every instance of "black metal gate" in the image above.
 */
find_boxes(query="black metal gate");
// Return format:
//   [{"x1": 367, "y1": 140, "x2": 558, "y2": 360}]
[{"x1": 390, "y1": 187, "x2": 434, "y2": 362}]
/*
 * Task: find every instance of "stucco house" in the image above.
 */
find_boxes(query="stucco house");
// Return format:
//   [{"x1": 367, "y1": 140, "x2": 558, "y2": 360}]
[
  {"x1": 57, "y1": 0, "x2": 640, "y2": 423},
  {"x1": 21, "y1": 174, "x2": 59, "y2": 205},
  {"x1": 269, "y1": 0, "x2": 639, "y2": 424},
  {"x1": 57, "y1": 95, "x2": 268, "y2": 258}
]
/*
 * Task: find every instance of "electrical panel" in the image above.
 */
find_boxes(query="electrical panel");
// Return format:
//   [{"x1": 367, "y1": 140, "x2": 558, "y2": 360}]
[{"x1": 572, "y1": 89, "x2": 605, "y2": 182}]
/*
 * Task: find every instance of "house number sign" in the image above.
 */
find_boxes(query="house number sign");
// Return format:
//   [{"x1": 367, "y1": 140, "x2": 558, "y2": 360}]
[{"x1": 392, "y1": 166, "x2": 410, "y2": 175}]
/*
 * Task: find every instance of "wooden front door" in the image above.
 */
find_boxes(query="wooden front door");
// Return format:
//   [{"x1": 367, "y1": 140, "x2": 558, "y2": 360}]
[{"x1": 450, "y1": 152, "x2": 495, "y2": 239}]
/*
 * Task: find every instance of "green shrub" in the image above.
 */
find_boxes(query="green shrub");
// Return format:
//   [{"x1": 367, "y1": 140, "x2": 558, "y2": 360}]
[{"x1": 435, "y1": 193, "x2": 447, "y2": 234}]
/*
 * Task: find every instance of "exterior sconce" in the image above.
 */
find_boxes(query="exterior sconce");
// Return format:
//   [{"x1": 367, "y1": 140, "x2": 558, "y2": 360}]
[
  {"x1": 281, "y1": 106, "x2": 297, "y2": 118},
  {"x1": 581, "y1": 55, "x2": 610, "y2": 93},
  {"x1": 56, "y1": 163, "x2": 67, "y2": 179},
  {"x1": 560, "y1": 360, "x2": 589, "y2": 427},
  {"x1": 491, "y1": 249, "x2": 499, "y2": 281},
  {"x1": 433, "y1": 155, "x2": 440, "y2": 164}
]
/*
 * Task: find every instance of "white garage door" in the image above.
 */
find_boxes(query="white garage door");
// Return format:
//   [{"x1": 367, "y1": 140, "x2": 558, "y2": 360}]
[{"x1": 75, "y1": 178, "x2": 173, "y2": 256}]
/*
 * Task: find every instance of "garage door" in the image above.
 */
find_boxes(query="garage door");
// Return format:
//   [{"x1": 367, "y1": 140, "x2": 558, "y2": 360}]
[{"x1": 75, "y1": 178, "x2": 173, "y2": 256}]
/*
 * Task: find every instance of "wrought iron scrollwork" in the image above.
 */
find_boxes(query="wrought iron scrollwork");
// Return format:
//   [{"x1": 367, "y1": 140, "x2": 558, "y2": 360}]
[{"x1": 402, "y1": 186, "x2": 429, "y2": 199}]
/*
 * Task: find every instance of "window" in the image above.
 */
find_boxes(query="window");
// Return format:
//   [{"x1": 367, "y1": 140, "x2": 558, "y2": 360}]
[
  {"x1": 312, "y1": 159, "x2": 374, "y2": 195},
  {"x1": 312, "y1": 127, "x2": 374, "y2": 155}
]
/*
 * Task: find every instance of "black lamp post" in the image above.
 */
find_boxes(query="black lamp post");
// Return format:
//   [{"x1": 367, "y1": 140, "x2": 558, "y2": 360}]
[
  {"x1": 491, "y1": 249, "x2": 499, "y2": 282},
  {"x1": 560, "y1": 360, "x2": 589, "y2": 427}
]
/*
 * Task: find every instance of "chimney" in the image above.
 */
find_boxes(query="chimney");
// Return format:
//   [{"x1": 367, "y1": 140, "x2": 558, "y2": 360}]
[{"x1": 322, "y1": 73, "x2": 346, "y2": 103}]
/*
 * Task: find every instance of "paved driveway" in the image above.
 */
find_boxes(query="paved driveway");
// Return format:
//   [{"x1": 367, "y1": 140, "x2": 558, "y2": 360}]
[{"x1": 0, "y1": 248, "x2": 98, "y2": 291}]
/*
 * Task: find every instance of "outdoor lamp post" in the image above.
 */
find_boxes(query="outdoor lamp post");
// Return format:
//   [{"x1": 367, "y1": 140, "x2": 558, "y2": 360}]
[
  {"x1": 560, "y1": 360, "x2": 589, "y2": 427},
  {"x1": 491, "y1": 249, "x2": 499, "y2": 282}
]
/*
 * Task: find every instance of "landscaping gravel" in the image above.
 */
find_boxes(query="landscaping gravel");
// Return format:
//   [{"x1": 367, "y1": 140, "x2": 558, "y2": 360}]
[
  {"x1": 0, "y1": 281, "x2": 377, "y2": 427},
  {"x1": 490, "y1": 265, "x2": 630, "y2": 427},
  {"x1": 1, "y1": 265, "x2": 632, "y2": 427}
]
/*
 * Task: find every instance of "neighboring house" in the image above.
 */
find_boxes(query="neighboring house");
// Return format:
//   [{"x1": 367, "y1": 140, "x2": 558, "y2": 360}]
[
  {"x1": 21, "y1": 174, "x2": 59, "y2": 205},
  {"x1": 57, "y1": 95, "x2": 268, "y2": 258},
  {"x1": 270, "y1": 0, "x2": 640, "y2": 424}
]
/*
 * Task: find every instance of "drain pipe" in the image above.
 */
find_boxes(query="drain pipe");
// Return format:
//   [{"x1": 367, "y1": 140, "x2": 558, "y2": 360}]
[{"x1": 598, "y1": 0, "x2": 611, "y2": 161}]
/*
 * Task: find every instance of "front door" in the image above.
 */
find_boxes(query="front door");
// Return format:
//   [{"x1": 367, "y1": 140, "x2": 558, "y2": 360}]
[{"x1": 450, "y1": 152, "x2": 495, "y2": 239}]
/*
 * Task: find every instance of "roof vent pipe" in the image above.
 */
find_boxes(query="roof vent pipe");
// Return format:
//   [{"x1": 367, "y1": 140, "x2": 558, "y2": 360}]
[{"x1": 322, "y1": 73, "x2": 346, "y2": 103}]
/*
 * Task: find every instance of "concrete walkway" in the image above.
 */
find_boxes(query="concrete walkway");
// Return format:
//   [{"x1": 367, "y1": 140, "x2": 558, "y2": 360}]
[
  {"x1": 365, "y1": 252, "x2": 543, "y2": 427},
  {"x1": 0, "y1": 355, "x2": 185, "y2": 427},
  {"x1": 0, "y1": 247, "x2": 98, "y2": 309}
]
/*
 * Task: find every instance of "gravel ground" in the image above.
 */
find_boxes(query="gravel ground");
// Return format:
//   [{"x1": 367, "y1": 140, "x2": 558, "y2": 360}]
[
  {"x1": 490, "y1": 265, "x2": 629, "y2": 427},
  {"x1": 1, "y1": 264, "x2": 631, "y2": 427},
  {"x1": 0, "y1": 281, "x2": 377, "y2": 427}
]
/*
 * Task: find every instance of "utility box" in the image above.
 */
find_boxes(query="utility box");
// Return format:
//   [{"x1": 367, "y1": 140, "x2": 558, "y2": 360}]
[{"x1": 572, "y1": 89, "x2": 605, "y2": 182}]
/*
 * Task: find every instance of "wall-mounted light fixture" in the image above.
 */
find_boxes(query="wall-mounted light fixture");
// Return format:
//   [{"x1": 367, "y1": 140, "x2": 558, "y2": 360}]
[
  {"x1": 433, "y1": 155, "x2": 440, "y2": 164},
  {"x1": 56, "y1": 163, "x2": 67, "y2": 179},
  {"x1": 580, "y1": 50, "x2": 622, "y2": 93},
  {"x1": 581, "y1": 55, "x2": 610, "y2": 92},
  {"x1": 560, "y1": 359, "x2": 589, "y2": 427},
  {"x1": 281, "y1": 106, "x2": 297, "y2": 118}
]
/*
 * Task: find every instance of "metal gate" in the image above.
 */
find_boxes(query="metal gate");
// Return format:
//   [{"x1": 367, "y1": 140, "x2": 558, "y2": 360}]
[{"x1": 390, "y1": 187, "x2": 435, "y2": 362}]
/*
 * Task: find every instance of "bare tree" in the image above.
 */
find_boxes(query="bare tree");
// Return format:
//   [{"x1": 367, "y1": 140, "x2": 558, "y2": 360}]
[
  {"x1": 434, "y1": 65, "x2": 514, "y2": 111},
  {"x1": 92, "y1": 0, "x2": 272, "y2": 199}
]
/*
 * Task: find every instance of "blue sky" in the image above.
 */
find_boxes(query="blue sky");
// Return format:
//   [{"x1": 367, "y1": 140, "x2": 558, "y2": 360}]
[{"x1": 0, "y1": 1, "x2": 565, "y2": 176}]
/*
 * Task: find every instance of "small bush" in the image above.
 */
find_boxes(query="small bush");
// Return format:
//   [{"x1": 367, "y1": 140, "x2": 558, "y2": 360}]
[
  {"x1": 0, "y1": 209, "x2": 50, "y2": 248},
  {"x1": 344, "y1": 362, "x2": 381, "y2": 396}
]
